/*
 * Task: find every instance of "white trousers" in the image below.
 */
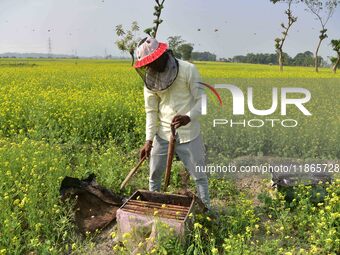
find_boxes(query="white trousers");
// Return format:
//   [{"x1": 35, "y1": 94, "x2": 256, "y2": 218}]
[{"x1": 149, "y1": 134, "x2": 210, "y2": 208}]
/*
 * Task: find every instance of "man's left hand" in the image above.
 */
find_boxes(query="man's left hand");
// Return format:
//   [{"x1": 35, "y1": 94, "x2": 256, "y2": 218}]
[{"x1": 171, "y1": 115, "x2": 191, "y2": 129}]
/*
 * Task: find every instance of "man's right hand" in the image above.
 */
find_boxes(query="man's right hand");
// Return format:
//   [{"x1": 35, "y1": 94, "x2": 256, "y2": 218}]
[{"x1": 140, "y1": 140, "x2": 153, "y2": 159}]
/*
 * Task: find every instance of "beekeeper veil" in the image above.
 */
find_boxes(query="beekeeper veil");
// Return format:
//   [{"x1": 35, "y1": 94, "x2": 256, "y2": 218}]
[{"x1": 134, "y1": 37, "x2": 179, "y2": 92}]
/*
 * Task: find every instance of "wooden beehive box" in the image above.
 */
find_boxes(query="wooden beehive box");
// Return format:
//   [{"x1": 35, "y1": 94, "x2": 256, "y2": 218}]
[{"x1": 116, "y1": 190, "x2": 195, "y2": 239}]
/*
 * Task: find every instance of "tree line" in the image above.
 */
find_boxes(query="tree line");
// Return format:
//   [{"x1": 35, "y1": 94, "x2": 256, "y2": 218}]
[{"x1": 230, "y1": 51, "x2": 328, "y2": 67}]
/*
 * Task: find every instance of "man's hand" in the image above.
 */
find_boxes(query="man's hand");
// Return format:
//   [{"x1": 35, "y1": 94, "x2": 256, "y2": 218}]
[
  {"x1": 140, "y1": 140, "x2": 153, "y2": 159},
  {"x1": 171, "y1": 115, "x2": 191, "y2": 129}
]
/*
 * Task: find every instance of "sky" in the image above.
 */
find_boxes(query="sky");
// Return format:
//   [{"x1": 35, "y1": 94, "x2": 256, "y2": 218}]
[{"x1": 0, "y1": 0, "x2": 339, "y2": 59}]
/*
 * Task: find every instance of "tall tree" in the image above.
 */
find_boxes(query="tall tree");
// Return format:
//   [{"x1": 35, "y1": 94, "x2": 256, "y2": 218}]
[
  {"x1": 293, "y1": 51, "x2": 314, "y2": 66},
  {"x1": 304, "y1": 0, "x2": 339, "y2": 72},
  {"x1": 178, "y1": 43, "x2": 194, "y2": 60},
  {"x1": 167, "y1": 36, "x2": 185, "y2": 58},
  {"x1": 271, "y1": 0, "x2": 299, "y2": 71},
  {"x1": 115, "y1": 21, "x2": 140, "y2": 66},
  {"x1": 330, "y1": 39, "x2": 340, "y2": 73}
]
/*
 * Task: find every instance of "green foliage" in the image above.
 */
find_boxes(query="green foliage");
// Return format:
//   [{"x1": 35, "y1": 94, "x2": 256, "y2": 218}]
[
  {"x1": 255, "y1": 181, "x2": 339, "y2": 254},
  {"x1": 0, "y1": 138, "x2": 81, "y2": 254},
  {"x1": 109, "y1": 180, "x2": 340, "y2": 254},
  {"x1": 137, "y1": 180, "x2": 340, "y2": 254},
  {"x1": 177, "y1": 43, "x2": 194, "y2": 60},
  {"x1": 144, "y1": 0, "x2": 166, "y2": 38},
  {"x1": 330, "y1": 56, "x2": 338, "y2": 65},
  {"x1": 167, "y1": 36, "x2": 194, "y2": 60},
  {"x1": 191, "y1": 52, "x2": 217, "y2": 61},
  {"x1": 115, "y1": 21, "x2": 140, "y2": 65},
  {"x1": 292, "y1": 51, "x2": 314, "y2": 66},
  {"x1": 330, "y1": 40, "x2": 340, "y2": 72},
  {"x1": 167, "y1": 35, "x2": 185, "y2": 58},
  {"x1": 231, "y1": 51, "x2": 326, "y2": 66},
  {"x1": 319, "y1": 28, "x2": 328, "y2": 40},
  {"x1": 195, "y1": 62, "x2": 339, "y2": 159},
  {"x1": 331, "y1": 39, "x2": 340, "y2": 52}
]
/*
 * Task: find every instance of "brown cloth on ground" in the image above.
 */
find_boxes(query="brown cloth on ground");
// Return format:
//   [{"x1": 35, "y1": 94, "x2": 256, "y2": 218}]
[{"x1": 60, "y1": 174, "x2": 123, "y2": 234}]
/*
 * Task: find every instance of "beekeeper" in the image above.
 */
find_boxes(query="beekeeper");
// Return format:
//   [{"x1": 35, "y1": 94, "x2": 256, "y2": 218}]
[{"x1": 134, "y1": 37, "x2": 210, "y2": 208}]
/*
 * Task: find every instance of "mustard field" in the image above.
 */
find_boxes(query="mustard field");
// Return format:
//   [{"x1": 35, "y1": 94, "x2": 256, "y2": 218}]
[{"x1": 0, "y1": 59, "x2": 339, "y2": 254}]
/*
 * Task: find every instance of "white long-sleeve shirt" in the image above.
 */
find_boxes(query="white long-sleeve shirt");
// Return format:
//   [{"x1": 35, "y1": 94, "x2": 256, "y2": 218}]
[{"x1": 144, "y1": 59, "x2": 204, "y2": 144}]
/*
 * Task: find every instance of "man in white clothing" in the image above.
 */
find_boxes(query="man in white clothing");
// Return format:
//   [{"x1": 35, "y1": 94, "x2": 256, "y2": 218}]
[{"x1": 134, "y1": 37, "x2": 210, "y2": 208}]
